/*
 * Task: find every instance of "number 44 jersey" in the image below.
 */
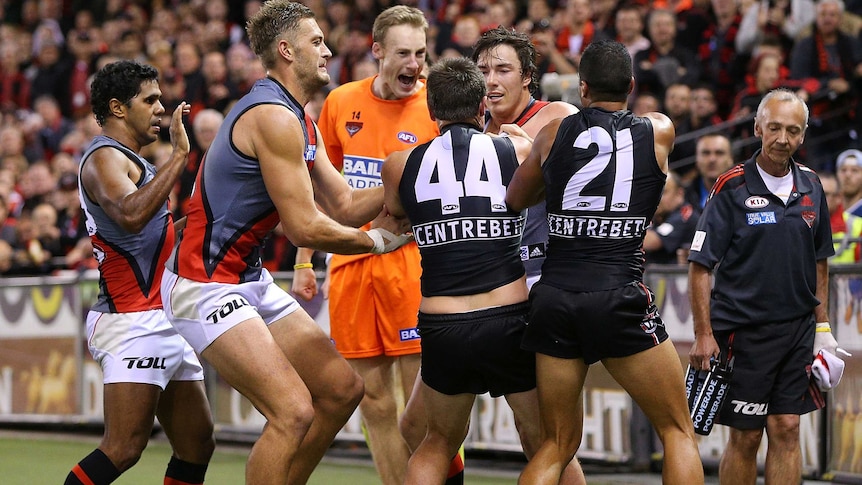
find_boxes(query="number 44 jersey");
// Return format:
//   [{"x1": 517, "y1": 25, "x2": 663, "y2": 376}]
[
  {"x1": 398, "y1": 123, "x2": 526, "y2": 297},
  {"x1": 542, "y1": 108, "x2": 665, "y2": 292}
]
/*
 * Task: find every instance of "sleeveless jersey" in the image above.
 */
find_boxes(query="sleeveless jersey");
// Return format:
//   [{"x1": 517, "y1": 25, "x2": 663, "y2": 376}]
[
  {"x1": 398, "y1": 124, "x2": 525, "y2": 296},
  {"x1": 318, "y1": 76, "x2": 439, "y2": 270},
  {"x1": 167, "y1": 77, "x2": 317, "y2": 283},
  {"x1": 541, "y1": 108, "x2": 665, "y2": 292},
  {"x1": 513, "y1": 99, "x2": 550, "y2": 278},
  {"x1": 79, "y1": 135, "x2": 174, "y2": 313}
]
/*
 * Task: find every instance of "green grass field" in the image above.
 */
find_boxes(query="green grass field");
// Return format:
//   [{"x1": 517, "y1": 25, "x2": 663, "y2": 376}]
[{"x1": 0, "y1": 432, "x2": 516, "y2": 484}]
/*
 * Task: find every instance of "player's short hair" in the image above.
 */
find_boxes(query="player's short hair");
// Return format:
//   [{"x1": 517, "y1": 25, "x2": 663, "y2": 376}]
[
  {"x1": 372, "y1": 5, "x2": 428, "y2": 45},
  {"x1": 246, "y1": 0, "x2": 315, "y2": 70},
  {"x1": 471, "y1": 26, "x2": 539, "y2": 94},
  {"x1": 579, "y1": 40, "x2": 632, "y2": 103},
  {"x1": 427, "y1": 57, "x2": 486, "y2": 123},
  {"x1": 90, "y1": 60, "x2": 159, "y2": 127}
]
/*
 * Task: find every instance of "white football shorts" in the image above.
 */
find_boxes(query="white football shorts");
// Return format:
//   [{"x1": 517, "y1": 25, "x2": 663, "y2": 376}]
[
  {"x1": 86, "y1": 309, "x2": 204, "y2": 389},
  {"x1": 161, "y1": 268, "x2": 301, "y2": 354}
]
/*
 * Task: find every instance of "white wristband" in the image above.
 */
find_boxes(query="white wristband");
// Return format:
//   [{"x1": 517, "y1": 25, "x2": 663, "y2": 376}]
[{"x1": 366, "y1": 229, "x2": 385, "y2": 254}]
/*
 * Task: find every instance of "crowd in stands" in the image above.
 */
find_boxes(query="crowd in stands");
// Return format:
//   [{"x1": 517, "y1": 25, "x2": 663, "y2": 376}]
[{"x1": 0, "y1": 0, "x2": 859, "y2": 276}]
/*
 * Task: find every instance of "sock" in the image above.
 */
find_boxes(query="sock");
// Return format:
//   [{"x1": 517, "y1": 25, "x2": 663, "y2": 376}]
[
  {"x1": 65, "y1": 449, "x2": 121, "y2": 485},
  {"x1": 164, "y1": 456, "x2": 208, "y2": 485},
  {"x1": 444, "y1": 451, "x2": 464, "y2": 485}
]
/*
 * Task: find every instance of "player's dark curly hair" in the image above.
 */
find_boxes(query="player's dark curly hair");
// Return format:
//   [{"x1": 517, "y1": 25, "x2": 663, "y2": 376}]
[
  {"x1": 427, "y1": 57, "x2": 486, "y2": 123},
  {"x1": 579, "y1": 40, "x2": 632, "y2": 102},
  {"x1": 471, "y1": 27, "x2": 539, "y2": 94},
  {"x1": 90, "y1": 60, "x2": 159, "y2": 127}
]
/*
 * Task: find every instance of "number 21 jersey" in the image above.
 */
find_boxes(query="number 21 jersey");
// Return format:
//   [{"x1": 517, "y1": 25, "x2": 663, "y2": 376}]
[{"x1": 542, "y1": 108, "x2": 665, "y2": 292}]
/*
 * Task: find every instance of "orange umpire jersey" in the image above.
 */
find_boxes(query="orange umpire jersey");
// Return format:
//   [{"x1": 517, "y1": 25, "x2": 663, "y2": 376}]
[{"x1": 318, "y1": 76, "x2": 439, "y2": 358}]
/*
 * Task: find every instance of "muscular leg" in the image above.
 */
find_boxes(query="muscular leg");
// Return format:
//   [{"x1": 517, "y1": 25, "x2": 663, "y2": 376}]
[
  {"x1": 99, "y1": 382, "x2": 162, "y2": 471},
  {"x1": 400, "y1": 372, "x2": 426, "y2": 452},
  {"x1": 201, "y1": 316, "x2": 316, "y2": 485},
  {"x1": 348, "y1": 355, "x2": 412, "y2": 485},
  {"x1": 270, "y1": 310, "x2": 364, "y2": 484},
  {"x1": 720, "y1": 427, "x2": 762, "y2": 485},
  {"x1": 156, "y1": 380, "x2": 215, "y2": 464},
  {"x1": 764, "y1": 414, "x2": 802, "y2": 485},
  {"x1": 505, "y1": 390, "x2": 586, "y2": 485},
  {"x1": 404, "y1": 382, "x2": 475, "y2": 485},
  {"x1": 518, "y1": 354, "x2": 589, "y2": 485},
  {"x1": 602, "y1": 340, "x2": 703, "y2": 485}
]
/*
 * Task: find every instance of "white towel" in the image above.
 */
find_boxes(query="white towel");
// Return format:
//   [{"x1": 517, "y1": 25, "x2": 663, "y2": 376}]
[{"x1": 811, "y1": 349, "x2": 845, "y2": 392}]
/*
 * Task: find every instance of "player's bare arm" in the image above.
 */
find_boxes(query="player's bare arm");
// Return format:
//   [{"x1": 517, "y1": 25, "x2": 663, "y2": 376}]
[
  {"x1": 380, "y1": 148, "x2": 412, "y2": 219},
  {"x1": 238, "y1": 104, "x2": 378, "y2": 254},
  {"x1": 506, "y1": 118, "x2": 562, "y2": 211},
  {"x1": 814, "y1": 258, "x2": 829, "y2": 323},
  {"x1": 308, "y1": 124, "x2": 386, "y2": 228},
  {"x1": 688, "y1": 261, "x2": 719, "y2": 370},
  {"x1": 643, "y1": 111, "x2": 676, "y2": 174},
  {"x1": 81, "y1": 102, "x2": 191, "y2": 233}
]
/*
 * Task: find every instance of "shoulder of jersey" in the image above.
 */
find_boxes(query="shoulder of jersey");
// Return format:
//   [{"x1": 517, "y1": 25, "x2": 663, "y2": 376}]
[{"x1": 711, "y1": 164, "x2": 745, "y2": 195}]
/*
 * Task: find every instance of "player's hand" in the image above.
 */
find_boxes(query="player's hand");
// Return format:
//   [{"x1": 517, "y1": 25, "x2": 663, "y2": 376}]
[
  {"x1": 813, "y1": 324, "x2": 839, "y2": 358},
  {"x1": 689, "y1": 334, "x2": 720, "y2": 371},
  {"x1": 291, "y1": 266, "x2": 318, "y2": 301},
  {"x1": 368, "y1": 207, "x2": 413, "y2": 254},
  {"x1": 498, "y1": 123, "x2": 534, "y2": 143},
  {"x1": 169, "y1": 102, "x2": 192, "y2": 155}
]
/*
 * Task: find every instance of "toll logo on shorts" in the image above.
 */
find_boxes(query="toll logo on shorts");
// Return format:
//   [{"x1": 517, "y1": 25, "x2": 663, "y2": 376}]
[
  {"x1": 729, "y1": 399, "x2": 768, "y2": 416},
  {"x1": 206, "y1": 296, "x2": 251, "y2": 324},
  {"x1": 122, "y1": 356, "x2": 167, "y2": 369},
  {"x1": 399, "y1": 327, "x2": 420, "y2": 341}
]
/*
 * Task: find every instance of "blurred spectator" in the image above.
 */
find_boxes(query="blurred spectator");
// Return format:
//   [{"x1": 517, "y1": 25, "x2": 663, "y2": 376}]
[
  {"x1": 0, "y1": 196, "x2": 17, "y2": 245},
  {"x1": 174, "y1": 41, "x2": 206, "y2": 111},
  {"x1": 669, "y1": 0, "x2": 714, "y2": 50},
  {"x1": 592, "y1": 0, "x2": 619, "y2": 38},
  {"x1": 19, "y1": 160, "x2": 55, "y2": 212},
  {"x1": 729, "y1": 51, "x2": 817, "y2": 138},
  {"x1": 697, "y1": 0, "x2": 747, "y2": 119},
  {"x1": 531, "y1": 16, "x2": 578, "y2": 100},
  {"x1": 115, "y1": 28, "x2": 147, "y2": 63},
  {"x1": 663, "y1": 82, "x2": 696, "y2": 174},
  {"x1": 439, "y1": 14, "x2": 483, "y2": 58},
  {"x1": 0, "y1": 167, "x2": 25, "y2": 219},
  {"x1": 556, "y1": 0, "x2": 608, "y2": 68},
  {"x1": 0, "y1": 41, "x2": 32, "y2": 114},
  {"x1": 685, "y1": 132, "x2": 736, "y2": 208},
  {"x1": 328, "y1": 24, "x2": 373, "y2": 87},
  {"x1": 177, "y1": 108, "x2": 224, "y2": 218},
  {"x1": 643, "y1": 172, "x2": 700, "y2": 265},
  {"x1": 27, "y1": 38, "x2": 72, "y2": 117},
  {"x1": 615, "y1": 3, "x2": 651, "y2": 61},
  {"x1": 34, "y1": 95, "x2": 74, "y2": 161},
  {"x1": 737, "y1": 0, "x2": 816, "y2": 58},
  {"x1": 51, "y1": 171, "x2": 87, "y2": 255},
  {"x1": 225, "y1": 42, "x2": 256, "y2": 92},
  {"x1": 688, "y1": 84, "x2": 724, "y2": 130},
  {"x1": 486, "y1": 0, "x2": 518, "y2": 30},
  {"x1": 790, "y1": 0, "x2": 862, "y2": 168},
  {"x1": 201, "y1": 51, "x2": 241, "y2": 114},
  {"x1": 834, "y1": 150, "x2": 862, "y2": 262},
  {"x1": 630, "y1": 92, "x2": 661, "y2": 115},
  {"x1": 66, "y1": 29, "x2": 98, "y2": 120},
  {"x1": 634, "y1": 9, "x2": 701, "y2": 99},
  {"x1": 0, "y1": 239, "x2": 14, "y2": 274},
  {"x1": 663, "y1": 82, "x2": 691, "y2": 127}
]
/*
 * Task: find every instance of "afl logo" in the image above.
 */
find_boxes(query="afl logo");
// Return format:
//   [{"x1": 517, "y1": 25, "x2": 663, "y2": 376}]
[
  {"x1": 397, "y1": 131, "x2": 418, "y2": 144},
  {"x1": 745, "y1": 196, "x2": 769, "y2": 209}
]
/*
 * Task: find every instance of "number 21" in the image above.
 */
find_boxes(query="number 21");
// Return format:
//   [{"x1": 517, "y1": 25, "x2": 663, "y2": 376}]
[{"x1": 562, "y1": 126, "x2": 633, "y2": 211}]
